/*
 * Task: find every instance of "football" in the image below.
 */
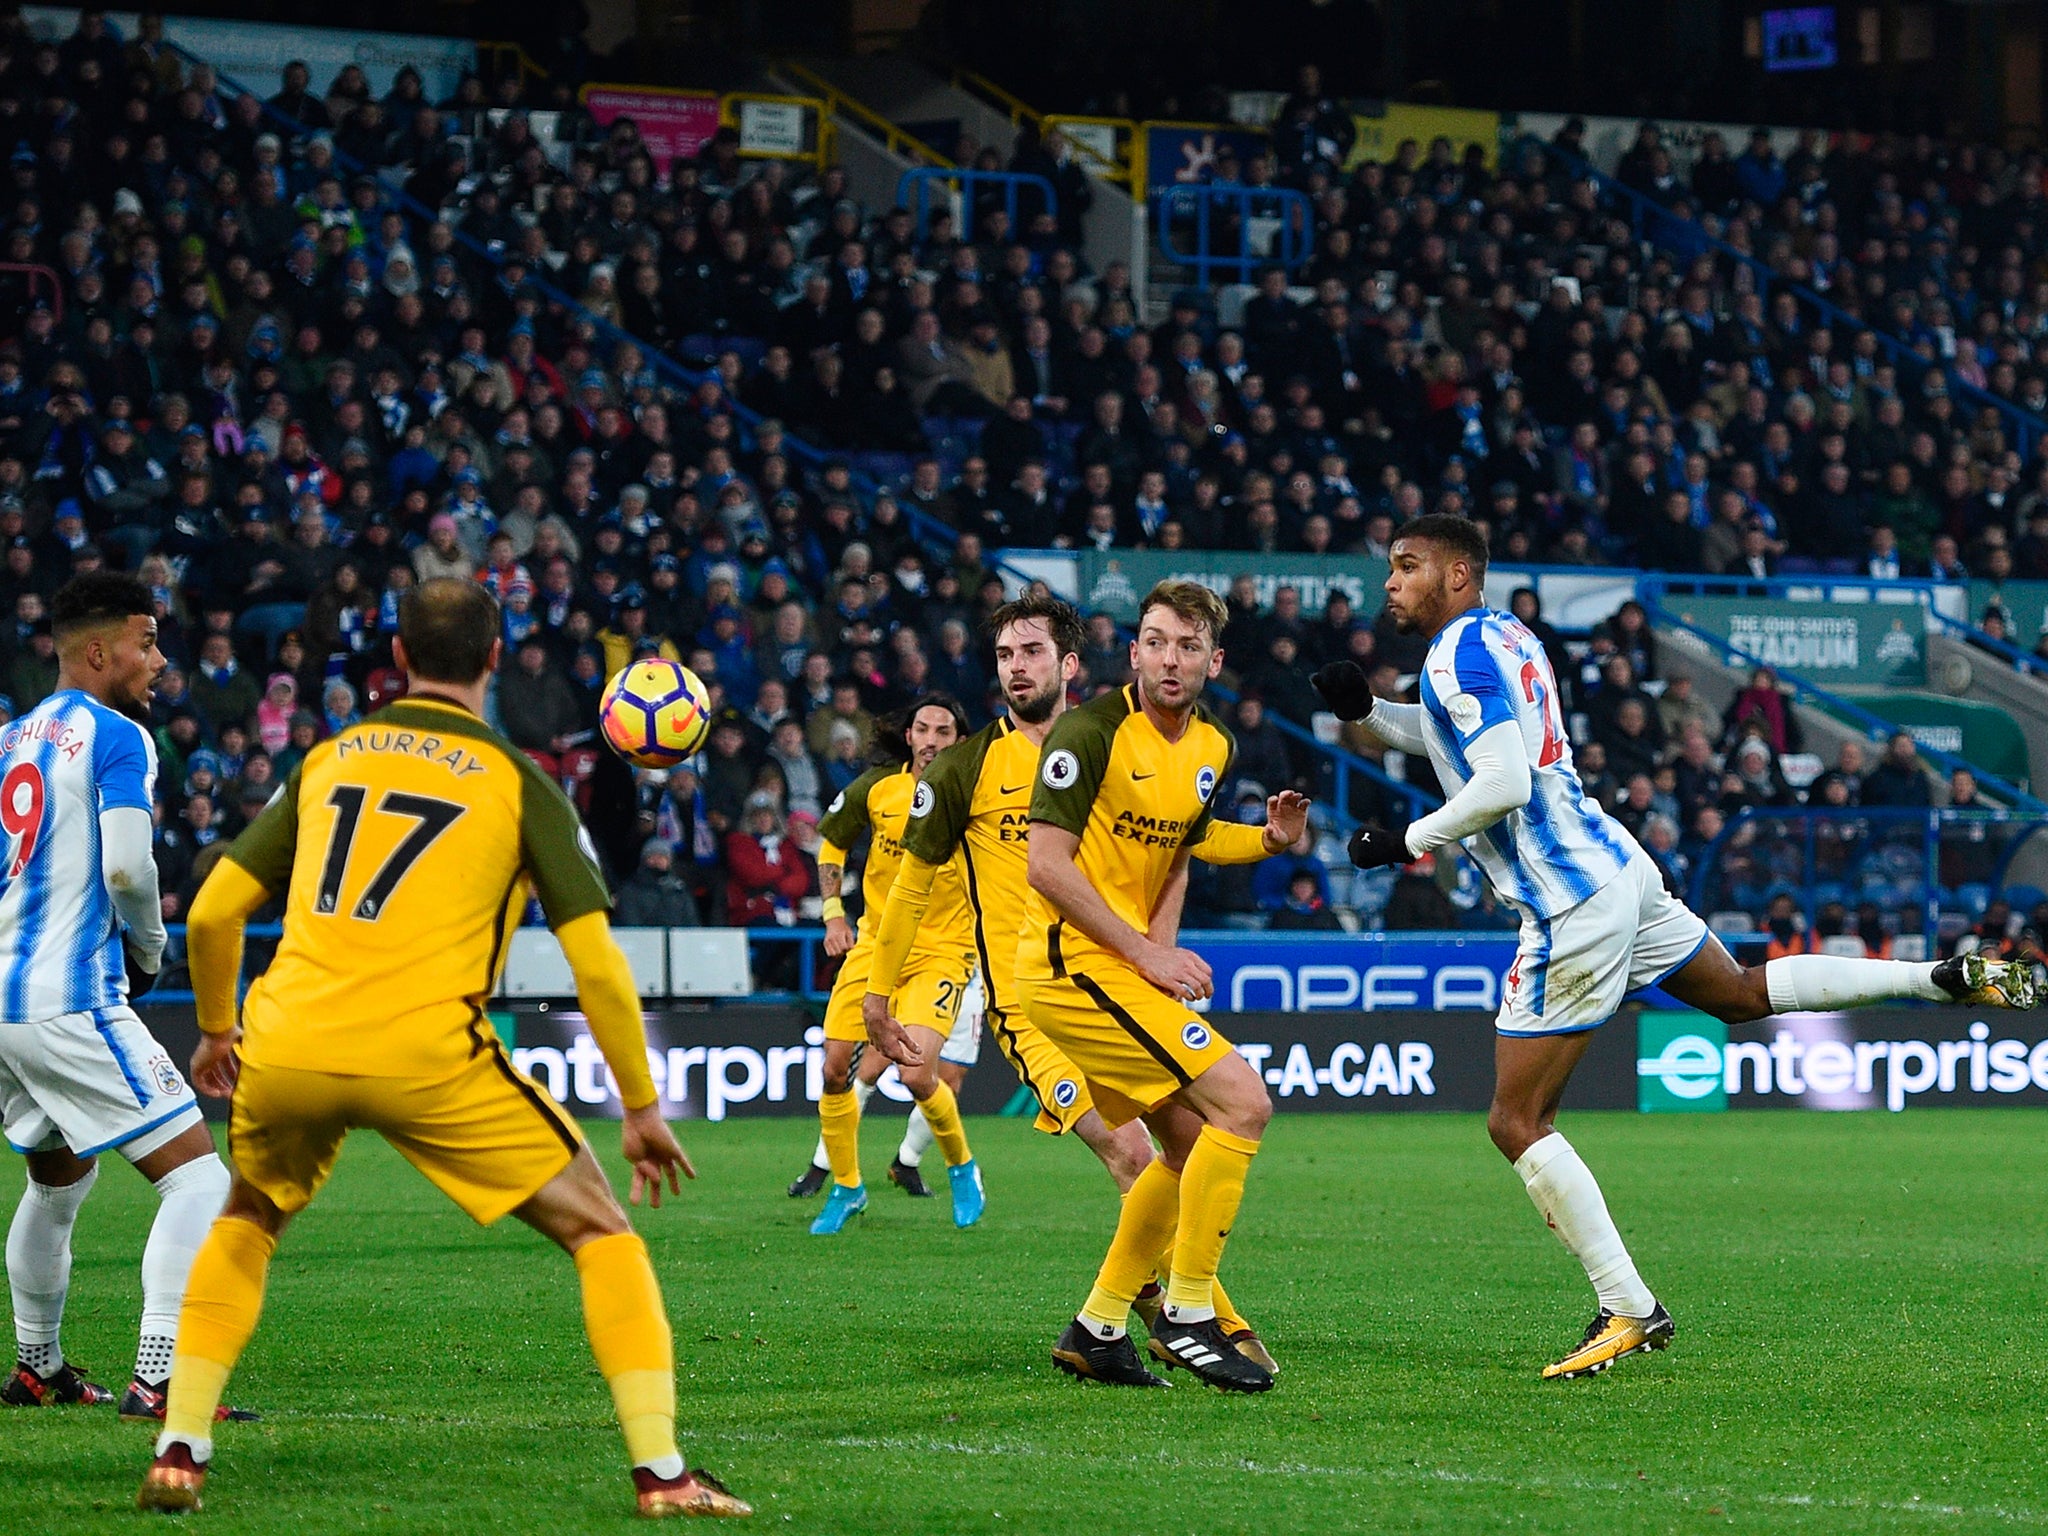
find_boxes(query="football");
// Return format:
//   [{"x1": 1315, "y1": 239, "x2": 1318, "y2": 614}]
[{"x1": 598, "y1": 659, "x2": 713, "y2": 768}]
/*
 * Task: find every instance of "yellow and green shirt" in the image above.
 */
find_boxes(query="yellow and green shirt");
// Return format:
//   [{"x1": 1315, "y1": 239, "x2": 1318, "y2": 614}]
[
  {"x1": 819, "y1": 762, "x2": 975, "y2": 955},
  {"x1": 224, "y1": 697, "x2": 612, "y2": 1079},
  {"x1": 1017, "y1": 685, "x2": 1235, "y2": 981}
]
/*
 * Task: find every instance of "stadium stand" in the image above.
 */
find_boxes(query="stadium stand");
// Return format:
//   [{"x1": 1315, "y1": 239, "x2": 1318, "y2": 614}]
[{"x1": 3, "y1": 11, "x2": 2046, "y2": 969}]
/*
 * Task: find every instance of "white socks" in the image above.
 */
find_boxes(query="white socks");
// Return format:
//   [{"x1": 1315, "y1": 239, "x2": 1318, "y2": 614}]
[
  {"x1": 8, "y1": 1163, "x2": 97, "y2": 1374},
  {"x1": 897, "y1": 1106, "x2": 935, "y2": 1169},
  {"x1": 1765, "y1": 956, "x2": 1946, "y2": 1012},
  {"x1": 1514, "y1": 1133, "x2": 1656, "y2": 1319},
  {"x1": 138, "y1": 1154, "x2": 230, "y2": 1385},
  {"x1": 813, "y1": 1079, "x2": 877, "y2": 1169}
]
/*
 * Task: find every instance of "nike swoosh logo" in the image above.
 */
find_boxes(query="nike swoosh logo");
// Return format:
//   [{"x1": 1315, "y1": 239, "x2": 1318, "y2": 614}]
[
  {"x1": 1131, "y1": 772, "x2": 1156, "y2": 781},
  {"x1": 1000, "y1": 784, "x2": 1027, "y2": 795}
]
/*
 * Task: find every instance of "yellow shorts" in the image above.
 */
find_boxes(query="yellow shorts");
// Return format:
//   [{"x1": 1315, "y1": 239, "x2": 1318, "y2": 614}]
[
  {"x1": 228, "y1": 1044, "x2": 584, "y2": 1225},
  {"x1": 986, "y1": 1007, "x2": 1094, "y2": 1135},
  {"x1": 1015, "y1": 962, "x2": 1236, "y2": 1128},
  {"x1": 823, "y1": 938, "x2": 975, "y2": 1044}
]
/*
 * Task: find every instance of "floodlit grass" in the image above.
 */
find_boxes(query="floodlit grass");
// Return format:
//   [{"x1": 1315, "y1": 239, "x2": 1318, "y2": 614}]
[{"x1": 4, "y1": 1110, "x2": 2046, "y2": 1533}]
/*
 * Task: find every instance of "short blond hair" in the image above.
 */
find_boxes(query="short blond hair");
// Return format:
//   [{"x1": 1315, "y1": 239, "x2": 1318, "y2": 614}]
[{"x1": 1138, "y1": 579, "x2": 1229, "y2": 646}]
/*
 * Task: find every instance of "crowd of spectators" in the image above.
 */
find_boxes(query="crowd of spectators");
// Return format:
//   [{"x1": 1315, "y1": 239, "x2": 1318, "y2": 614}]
[{"x1": 4, "y1": 15, "x2": 2045, "y2": 953}]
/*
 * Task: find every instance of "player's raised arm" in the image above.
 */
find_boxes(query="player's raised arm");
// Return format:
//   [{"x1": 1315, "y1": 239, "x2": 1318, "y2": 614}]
[
  {"x1": 816, "y1": 766, "x2": 882, "y2": 957},
  {"x1": 1189, "y1": 791, "x2": 1311, "y2": 865},
  {"x1": 1311, "y1": 660, "x2": 1429, "y2": 751}
]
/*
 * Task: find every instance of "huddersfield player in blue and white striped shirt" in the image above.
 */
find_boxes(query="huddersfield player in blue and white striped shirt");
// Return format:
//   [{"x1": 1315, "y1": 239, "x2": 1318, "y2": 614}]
[
  {"x1": 0, "y1": 574, "x2": 236, "y2": 1421},
  {"x1": 1318, "y1": 515, "x2": 2037, "y2": 1381}
]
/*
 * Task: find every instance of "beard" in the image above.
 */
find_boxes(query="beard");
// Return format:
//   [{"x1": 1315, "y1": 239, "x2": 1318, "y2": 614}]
[
  {"x1": 112, "y1": 680, "x2": 153, "y2": 723},
  {"x1": 1008, "y1": 675, "x2": 1064, "y2": 724}
]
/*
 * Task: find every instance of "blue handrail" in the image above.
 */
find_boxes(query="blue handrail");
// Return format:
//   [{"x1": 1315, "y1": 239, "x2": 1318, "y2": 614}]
[
  {"x1": 1521, "y1": 136, "x2": 2045, "y2": 465},
  {"x1": 1642, "y1": 599, "x2": 2046, "y2": 811},
  {"x1": 896, "y1": 167, "x2": 1057, "y2": 243},
  {"x1": 1154, "y1": 184, "x2": 1312, "y2": 283}
]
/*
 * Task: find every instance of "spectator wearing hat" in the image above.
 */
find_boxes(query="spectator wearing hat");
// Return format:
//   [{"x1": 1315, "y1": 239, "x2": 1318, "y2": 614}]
[
  {"x1": 254, "y1": 672, "x2": 297, "y2": 754},
  {"x1": 597, "y1": 585, "x2": 681, "y2": 678}
]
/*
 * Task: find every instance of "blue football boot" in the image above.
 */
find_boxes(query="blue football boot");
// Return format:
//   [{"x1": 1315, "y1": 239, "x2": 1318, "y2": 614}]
[{"x1": 808, "y1": 1182, "x2": 868, "y2": 1235}]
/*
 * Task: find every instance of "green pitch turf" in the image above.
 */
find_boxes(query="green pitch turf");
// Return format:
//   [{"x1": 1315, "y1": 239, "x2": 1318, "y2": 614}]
[{"x1": 3, "y1": 1110, "x2": 2047, "y2": 1534}]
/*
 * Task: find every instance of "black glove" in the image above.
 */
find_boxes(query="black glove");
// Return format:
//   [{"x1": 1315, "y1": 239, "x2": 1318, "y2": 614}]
[
  {"x1": 1310, "y1": 661, "x2": 1376, "y2": 722},
  {"x1": 124, "y1": 938, "x2": 159, "y2": 1000},
  {"x1": 1347, "y1": 823, "x2": 1412, "y2": 870}
]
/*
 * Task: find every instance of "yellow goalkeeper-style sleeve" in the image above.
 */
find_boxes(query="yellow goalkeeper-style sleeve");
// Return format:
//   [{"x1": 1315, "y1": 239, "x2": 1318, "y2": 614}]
[
  {"x1": 864, "y1": 851, "x2": 939, "y2": 1001},
  {"x1": 187, "y1": 858, "x2": 274, "y2": 1036},
  {"x1": 1191, "y1": 819, "x2": 1276, "y2": 865},
  {"x1": 556, "y1": 911, "x2": 659, "y2": 1110}
]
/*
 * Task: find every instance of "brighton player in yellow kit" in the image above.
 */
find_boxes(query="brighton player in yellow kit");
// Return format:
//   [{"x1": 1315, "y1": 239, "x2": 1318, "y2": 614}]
[
  {"x1": 860, "y1": 595, "x2": 1302, "y2": 1383},
  {"x1": 806, "y1": 695, "x2": 984, "y2": 1236},
  {"x1": 136, "y1": 580, "x2": 748, "y2": 1519},
  {"x1": 1014, "y1": 581, "x2": 1277, "y2": 1393}
]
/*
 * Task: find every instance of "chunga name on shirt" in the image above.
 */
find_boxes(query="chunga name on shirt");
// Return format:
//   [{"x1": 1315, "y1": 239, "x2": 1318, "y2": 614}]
[{"x1": 0, "y1": 714, "x2": 92, "y2": 761}]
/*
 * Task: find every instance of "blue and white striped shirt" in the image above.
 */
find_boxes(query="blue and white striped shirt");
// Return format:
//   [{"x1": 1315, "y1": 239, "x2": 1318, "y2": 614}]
[
  {"x1": 1418, "y1": 609, "x2": 1634, "y2": 920},
  {"x1": 0, "y1": 690, "x2": 157, "y2": 1022}
]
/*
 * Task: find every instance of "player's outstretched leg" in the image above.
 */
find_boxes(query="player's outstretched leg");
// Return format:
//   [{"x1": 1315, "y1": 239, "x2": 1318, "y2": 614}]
[
  {"x1": 1666, "y1": 932, "x2": 2040, "y2": 1025},
  {"x1": 896, "y1": 1026, "x2": 982, "y2": 1229},
  {"x1": 138, "y1": 1189, "x2": 284, "y2": 1513},
  {"x1": 810, "y1": 1041, "x2": 868, "y2": 1235},
  {"x1": 3, "y1": 1152, "x2": 112, "y2": 1407},
  {"x1": 1490, "y1": 1033, "x2": 1672, "y2": 1380}
]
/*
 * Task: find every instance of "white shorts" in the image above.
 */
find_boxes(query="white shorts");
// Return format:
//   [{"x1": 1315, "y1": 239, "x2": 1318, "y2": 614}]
[
  {"x1": 940, "y1": 972, "x2": 984, "y2": 1067},
  {"x1": 1496, "y1": 852, "x2": 1710, "y2": 1037},
  {"x1": 0, "y1": 1006, "x2": 202, "y2": 1160}
]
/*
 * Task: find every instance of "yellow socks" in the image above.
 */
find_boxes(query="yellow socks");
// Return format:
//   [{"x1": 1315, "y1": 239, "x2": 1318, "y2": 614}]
[
  {"x1": 575, "y1": 1232, "x2": 679, "y2": 1473},
  {"x1": 1156, "y1": 1235, "x2": 1249, "y2": 1334},
  {"x1": 1164, "y1": 1126, "x2": 1261, "y2": 1320},
  {"x1": 160, "y1": 1217, "x2": 277, "y2": 1454},
  {"x1": 918, "y1": 1079, "x2": 972, "y2": 1167},
  {"x1": 818, "y1": 1089, "x2": 862, "y2": 1187},
  {"x1": 1079, "y1": 1160, "x2": 1180, "y2": 1336}
]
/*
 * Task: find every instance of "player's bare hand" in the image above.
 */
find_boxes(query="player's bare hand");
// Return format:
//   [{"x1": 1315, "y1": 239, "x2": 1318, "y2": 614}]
[
  {"x1": 190, "y1": 1028, "x2": 241, "y2": 1099},
  {"x1": 1263, "y1": 790, "x2": 1311, "y2": 852},
  {"x1": 861, "y1": 992, "x2": 924, "y2": 1067},
  {"x1": 621, "y1": 1104, "x2": 694, "y2": 1209},
  {"x1": 823, "y1": 915, "x2": 855, "y2": 957},
  {"x1": 1137, "y1": 942, "x2": 1212, "y2": 1002}
]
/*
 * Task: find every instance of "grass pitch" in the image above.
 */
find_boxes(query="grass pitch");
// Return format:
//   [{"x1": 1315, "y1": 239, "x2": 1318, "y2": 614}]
[{"x1": 2, "y1": 1109, "x2": 2046, "y2": 1534}]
